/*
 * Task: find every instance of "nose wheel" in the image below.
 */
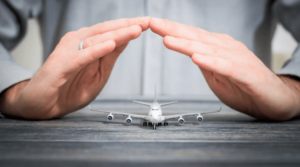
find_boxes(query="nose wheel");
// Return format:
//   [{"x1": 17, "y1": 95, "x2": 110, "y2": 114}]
[{"x1": 153, "y1": 124, "x2": 156, "y2": 130}]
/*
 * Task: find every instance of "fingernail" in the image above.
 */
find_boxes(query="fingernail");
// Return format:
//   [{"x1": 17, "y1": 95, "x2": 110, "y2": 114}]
[{"x1": 152, "y1": 18, "x2": 164, "y2": 27}]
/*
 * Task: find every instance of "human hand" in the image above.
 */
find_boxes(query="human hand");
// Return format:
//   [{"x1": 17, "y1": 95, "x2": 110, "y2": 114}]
[
  {"x1": 0, "y1": 17, "x2": 150, "y2": 119},
  {"x1": 149, "y1": 18, "x2": 300, "y2": 121}
]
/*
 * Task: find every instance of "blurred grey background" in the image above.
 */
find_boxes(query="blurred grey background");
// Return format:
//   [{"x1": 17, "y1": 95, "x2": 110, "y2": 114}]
[{"x1": 10, "y1": 18, "x2": 298, "y2": 83}]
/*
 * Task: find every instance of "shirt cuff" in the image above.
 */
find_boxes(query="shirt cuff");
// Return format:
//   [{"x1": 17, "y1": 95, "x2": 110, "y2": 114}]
[
  {"x1": 276, "y1": 44, "x2": 300, "y2": 79},
  {"x1": 0, "y1": 44, "x2": 33, "y2": 94}
]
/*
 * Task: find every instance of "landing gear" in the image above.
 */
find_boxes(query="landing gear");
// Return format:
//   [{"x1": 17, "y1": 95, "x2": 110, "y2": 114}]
[
  {"x1": 158, "y1": 123, "x2": 162, "y2": 126},
  {"x1": 163, "y1": 122, "x2": 168, "y2": 126},
  {"x1": 143, "y1": 122, "x2": 147, "y2": 126},
  {"x1": 153, "y1": 124, "x2": 156, "y2": 130},
  {"x1": 148, "y1": 122, "x2": 153, "y2": 126}
]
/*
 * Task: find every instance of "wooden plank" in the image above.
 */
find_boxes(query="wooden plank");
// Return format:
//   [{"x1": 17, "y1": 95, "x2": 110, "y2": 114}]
[
  {"x1": 0, "y1": 100, "x2": 300, "y2": 166},
  {"x1": 1, "y1": 111, "x2": 299, "y2": 142},
  {"x1": 0, "y1": 142, "x2": 300, "y2": 166}
]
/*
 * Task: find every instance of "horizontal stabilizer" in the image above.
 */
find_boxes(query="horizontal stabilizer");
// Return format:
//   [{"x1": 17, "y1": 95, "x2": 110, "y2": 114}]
[
  {"x1": 133, "y1": 100, "x2": 152, "y2": 106},
  {"x1": 201, "y1": 107, "x2": 222, "y2": 115},
  {"x1": 160, "y1": 101, "x2": 178, "y2": 106}
]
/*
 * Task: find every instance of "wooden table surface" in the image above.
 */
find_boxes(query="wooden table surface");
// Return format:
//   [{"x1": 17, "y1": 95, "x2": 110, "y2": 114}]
[{"x1": 1, "y1": 99, "x2": 300, "y2": 167}]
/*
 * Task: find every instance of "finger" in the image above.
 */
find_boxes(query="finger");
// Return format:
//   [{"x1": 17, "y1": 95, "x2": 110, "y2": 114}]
[
  {"x1": 80, "y1": 17, "x2": 150, "y2": 38},
  {"x1": 199, "y1": 67, "x2": 213, "y2": 82},
  {"x1": 83, "y1": 25, "x2": 142, "y2": 49},
  {"x1": 79, "y1": 42, "x2": 129, "y2": 81},
  {"x1": 150, "y1": 18, "x2": 232, "y2": 47},
  {"x1": 77, "y1": 40, "x2": 116, "y2": 67},
  {"x1": 99, "y1": 42, "x2": 129, "y2": 78},
  {"x1": 192, "y1": 53, "x2": 235, "y2": 78},
  {"x1": 163, "y1": 36, "x2": 230, "y2": 58}
]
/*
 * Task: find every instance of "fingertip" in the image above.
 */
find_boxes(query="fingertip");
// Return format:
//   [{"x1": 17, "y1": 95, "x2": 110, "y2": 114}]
[
  {"x1": 150, "y1": 18, "x2": 164, "y2": 26},
  {"x1": 129, "y1": 25, "x2": 142, "y2": 39},
  {"x1": 103, "y1": 39, "x2": 116, "y2": 50},
  {"x1": 144, "y1": 16, "x2": 151, "y2": 28},
  {"x1": 106, "y1": 39, "x2": 116, "y2": 46},
  {"x1": 132, "y1": 24, "x2": 142, "y2": 32},
  {"x1": 191, "y1": 53, "x2": 203, "y2": 65},
  {"x1": 163, "y1": 36, "x2": 179, "y2": 50},
  {"x1": 163, "y1": 36, "x2": 172, "y2": 48},
  {"x1": 135, "y1": 16, "x2": 150, "y2": 31},
  {"x1": 149, "y1": 17, "x2": 165, "y2": 34}
]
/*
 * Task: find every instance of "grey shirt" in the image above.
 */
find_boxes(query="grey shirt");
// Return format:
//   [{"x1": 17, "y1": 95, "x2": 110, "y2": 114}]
[{"x1": 0, "y1": 0, "x2": 299, "y2": 98}]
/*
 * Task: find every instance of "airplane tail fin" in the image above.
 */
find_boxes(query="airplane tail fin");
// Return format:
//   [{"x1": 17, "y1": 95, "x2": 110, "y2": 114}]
[{"x1": 154, "y1": 84, "x2": 157, "y2": 102}]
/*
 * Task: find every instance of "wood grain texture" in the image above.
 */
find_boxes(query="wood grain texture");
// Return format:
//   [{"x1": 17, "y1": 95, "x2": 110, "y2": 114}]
[{"x1": 0, "y1": 100, "x2": 299, "y2": 167}]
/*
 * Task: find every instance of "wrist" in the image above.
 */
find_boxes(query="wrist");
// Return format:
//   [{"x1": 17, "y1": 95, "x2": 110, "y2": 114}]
[
  {"x1": 278, "y1": 75, "x2": 300, "y2": 117},
  {"x1": 0, "y1": 80, "x2": 30, "y2": 117}
]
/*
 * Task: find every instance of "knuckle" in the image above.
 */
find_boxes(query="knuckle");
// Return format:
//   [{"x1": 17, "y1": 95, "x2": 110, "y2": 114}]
[
  {"x1": 209, "y1": 32, "x2": 217, "y2": 39},
  {"x1": 61, "y1": 31, "x2": 76, "y2": 41},
  {"x1": 100, "y1": 21, "x2": 109, "y2": 29},
  {"x1": 226, "y1": 61, "x2": 235, "y2": 78},
  {"x1": 211, "y1": 46, "x2": 219, "y2": 55},
  {"x1": 219, "y1": 33, "x2": 233, "y2": 40},
  {"x1": 196, "y1": 30, "x2": 211, "y2": 41},
  {"x1": 65, "y1": 31, "x2": 76, "y2": 38},
  {"x1": 196, "y1": 32, "x2": 203, "y2": 41},
  {"x1": 85, "y1": 37, "x2": 94, "y2": 48},
  {"x1": 77, "y1": 27, "x2": 88, "y2": 32},
  {"x1": 235, "y1": 41, "x2": 246, "y2": 49}
]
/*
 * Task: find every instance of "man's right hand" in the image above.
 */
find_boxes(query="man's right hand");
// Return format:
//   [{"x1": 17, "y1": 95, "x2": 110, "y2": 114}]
[{"x1": 0, "y1": 17, "x2": 150, "y2": 120}]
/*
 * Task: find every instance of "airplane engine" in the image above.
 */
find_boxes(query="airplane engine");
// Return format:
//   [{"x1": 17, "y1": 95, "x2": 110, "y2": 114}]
[
  {"x1": 178, "y1": 117, "x2": 185, "y2": 124},
  {"x1": 197, "y1": 115, "x2": 203, "y2": 122},
  {"x1": 107, "y1": 114, "x2": 114, "y2": 121},
  {"x1": 126, "y1": 117, "x2": 132, "y2": 124}
]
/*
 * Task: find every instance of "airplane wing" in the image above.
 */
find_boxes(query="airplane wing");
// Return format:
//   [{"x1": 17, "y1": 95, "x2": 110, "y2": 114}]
[
  {"x1": 88, "y1": 105, "x2": 148, "y2": 120},
  {"x1": 160, "y1": 101, "x2": 178, "y2": 106},
  {"x1": 164, "y1": 107, "x2": 221, "y2": 121}
]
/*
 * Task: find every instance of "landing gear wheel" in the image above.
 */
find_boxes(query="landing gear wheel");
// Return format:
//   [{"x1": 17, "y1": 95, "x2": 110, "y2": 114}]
[
  {"x1": 148, "y1": 122, "x2": 153, "y2": 126},
  {"x1": 158, "y1": 123, "x2": 162, "y2": 126},
  {"x1": 164, "y1": 122, "x2": 168, "y2": 126},
  {"x1": 153, "y1": 124, "x2": 156, "y2": 130},
  {"x1": 143, "y1": 122, "x2": 147, "y2": 126}
]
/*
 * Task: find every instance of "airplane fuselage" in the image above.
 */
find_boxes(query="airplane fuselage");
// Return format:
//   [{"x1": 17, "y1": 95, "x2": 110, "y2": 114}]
[{"x1": 147, "y1": 102, "x2": 164, "y2": 124}]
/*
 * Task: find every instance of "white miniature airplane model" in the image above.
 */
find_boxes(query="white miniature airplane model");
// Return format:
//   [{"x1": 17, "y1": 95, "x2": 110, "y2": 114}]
[{"x1": 89, "y1": 87, "x2": 221, "y2": 130}]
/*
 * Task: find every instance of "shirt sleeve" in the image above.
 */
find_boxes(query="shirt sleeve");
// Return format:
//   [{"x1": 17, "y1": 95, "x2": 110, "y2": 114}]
[
  {"x1": 273, "y1": 0, "x2": 300, "y2": 78},
  {"x1": 0, "y1": 0, "x2": 42, "y2": 94}
]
